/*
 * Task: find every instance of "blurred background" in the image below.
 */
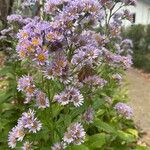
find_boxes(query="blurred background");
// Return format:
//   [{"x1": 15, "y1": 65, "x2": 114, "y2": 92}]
[{"x1": 0, "y1": 0, "x2": 150, "y2": 147}]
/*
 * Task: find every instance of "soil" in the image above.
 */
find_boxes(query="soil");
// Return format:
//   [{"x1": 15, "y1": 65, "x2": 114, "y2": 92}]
[{"x1": 126, "y1": 68, "x2": 150, "y2": 146}]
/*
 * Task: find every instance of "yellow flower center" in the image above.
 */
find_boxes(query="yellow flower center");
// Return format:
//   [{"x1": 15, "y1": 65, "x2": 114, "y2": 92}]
[
  {"x1": 19, "y1": 50, "x2": 26, "y2": 58},
  {"x1": 32, "y1": 38, "x2": 40, "y2": 46},
  {"x1": 22, "y1": 32, "x2": 28, "y2": 38},
  {"x1": 37, "y1": 53, "x2": 45, "y2": 62},
  {"x1": 26, "y1": 87, "x2": 34, "y2": 94},
  {"x1": 46, "y1": 33, "x2": 53, "y2": 41}
]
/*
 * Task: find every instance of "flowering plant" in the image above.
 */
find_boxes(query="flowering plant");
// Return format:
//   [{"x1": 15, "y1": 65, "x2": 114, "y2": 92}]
[{"x1": 1, "y1": 0, "x2": 147, "y2": 149}]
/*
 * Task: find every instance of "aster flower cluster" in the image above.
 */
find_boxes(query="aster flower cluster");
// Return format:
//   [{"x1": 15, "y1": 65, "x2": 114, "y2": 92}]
[
  {"x1": 16, "y1": 19, "x2": 64, "y2": 65},
  {"x1": 63, "y1": 122, "x2": 85, "y2": 145},
  {"x1": 51, "y1": 122, "x2": 85, "y2": 149},
  {"x1": 44, "y1": 53, "x2": 68, "y2": 81},
  {"x1": 114, "y1": 102, "x2": 133, "y2": 119},
  {"x1": 8, "y1": 109, "x2": 42, "y2": 149},
  {"x1": 22, "y1": 0, "x2": 38, "y2": 9},
  {"x1": 83, "y1": 75, "x2": 107, "y2": 88},
  {"x1": 44, "y1": 0, "x2": 68, "y2": 14},
  {"x1": 103, "y1": 49, "x2": 132, "y2": 69},
  {"x1": 7, "y1": 0, "x2": 137, "y2": 149},
  {"x1": 17, "y1": 75, "x2": 49, "y2": 107},
  {"x1": 51, "y1": 142, "x2": 66, "y2": 150},
  {"x1": 7, "y1": 14, "x2": 23, "y2": 24},
  {"x1": 54, "y1": 87, "x2": 84, "y2": 107},
  {"x1": 71, "y1": 45, "x2": 102, "y2": 69},
  {"x1": 82, "y1": 107, "x2": 94, "y2": 124}
]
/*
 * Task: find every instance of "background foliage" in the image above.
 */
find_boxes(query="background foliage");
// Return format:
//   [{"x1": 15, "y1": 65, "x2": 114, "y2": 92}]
[{"x1": 123, "y1": 24, "x2": 150, "y2": 72}]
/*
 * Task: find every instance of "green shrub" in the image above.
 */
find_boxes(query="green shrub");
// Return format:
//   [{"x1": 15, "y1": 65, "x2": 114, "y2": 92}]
[{"x1": 123, "y1": 24, "x2": 150, "y2": 72}]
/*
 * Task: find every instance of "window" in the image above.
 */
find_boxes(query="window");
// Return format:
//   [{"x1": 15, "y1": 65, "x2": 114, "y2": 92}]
[{"x1": 132, "y1": 13, "x2": 136, "y2": 23}]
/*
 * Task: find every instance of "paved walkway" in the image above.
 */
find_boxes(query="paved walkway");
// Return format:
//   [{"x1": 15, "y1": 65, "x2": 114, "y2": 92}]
[{"x1": 126, "y1": 68, "x2": 150, "y2": 145}]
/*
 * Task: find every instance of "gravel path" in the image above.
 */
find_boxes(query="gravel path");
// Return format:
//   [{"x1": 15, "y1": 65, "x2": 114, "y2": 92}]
[{"x1": 126, "y1": 68, "x2": 150, "y2": 145}]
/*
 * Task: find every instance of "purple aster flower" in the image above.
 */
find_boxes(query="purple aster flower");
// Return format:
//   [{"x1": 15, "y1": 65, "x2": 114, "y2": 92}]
[
  {"x1": 31, "y1": 37, "x2": 43, "y2": 47},
  {"x1": 18, "y1": 109, "x2": 35, "y2": 127},
  {"x1": 63, "y1": 122, "x2": 85, "y2": 145},
  {"x1": 8, "y1": 125, "x2": 25, "y2": 148},
  {"x1": 112, "y1": 73, "x2": 122, "y2": 82},
  {"x1": 44, "y1": 53, "x2": 68, "y2": 79},
  {"x1": 22, "y1": 141, "x2": 32, "y2": 150},
  {"x1": 17, "y1": 30, "x2": 30, "y2": 40},
  {"x1": 114, "y1": 102, "x2": 133, "y2": 119},
  {"x1": 54, "y1": 91, "x2": 70, "y2": 106},
  {"x1": 34, "y1": 48, "x2": 49, "y2": 65},
  {"x1": 28, "y1": 118, "x2": 42, "y2": 133},
  {"x1": 122, "y1": 55, "x2": 132, "y2": 69},
  {"x1": 16, "y1": 42, "x2": 31, "y2": 60},
  {"x1": 35, "y1": 90, "x2": 50, "y2": 109},
  {"x1": 8, "y1": 127, "x2": 18, "y2": 149},
  {"x1": 123, "y1": 9, "x2": 134, "y2": 22},
  {"x1": 72, "y1": 31, "x2": 94, "y2": 47},
  {"x1": 121, "y1": 39, "x2": 133, "y2": 50},
  {"x1": 17, "y1": 75, "x2": 36, "y2": 98},
  {"x1": 17, "y1": 75, "x2": 34, "y2": 91},
  {"x1": 86, "y1": 45, "x2": 101, "y2": 63},
  {"x1": 71, "y1": 50, "x2": 86, "y2": 68},
  {"x1": 82, "y1": 107, "x2": 94, "y2": 124},
  {"x1": 59, "y1": 74, "x2": 73, "y2": 85},
  {"x1": 15, "y1": 126, "x2": 25, "y2": 142},
  {"x1": 68, "y1": 87, "x2": 84, "y2": 107},
  {"x1": 54, "y1": 87, "x2": 84, "y2": 107},
  {"x1": 83, "y1": 75, "x2": 107, "y2": 88},
  {"x1": 51, "y1": 142, "x2": 66, "y2": 150},
  {"x1": 45, "y1": 30, "x2": 64, "y2": 43},
  {"x1": 19, "y1": 109, "x2": 42, "y2": 133}
]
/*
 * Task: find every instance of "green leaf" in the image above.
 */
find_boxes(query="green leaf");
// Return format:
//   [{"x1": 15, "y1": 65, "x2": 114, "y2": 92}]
[
  {"x1": 67, "y1": 144, "x2": 89, "y2": 150},
  {"x1": 63, "y1": 114, "x2": 72, "y2": 127},
  {"x1": 0, "y1": 91, "x2": 13, "y2": 103},
  {"x1": 93, "y1": 118, "x2": 116, "y2": 133},
  {"x1": 134, "y1": 146, "x2": 150, "y2": 150},
  {"x1": 86, "y1": 133, "x2": 106, "y2": 149},
  {"x1": 96, "y1": 109, "x2": 105, "y2": 117},
  {"x1": 0, "y1": 66, "x2": 13, "y2": 76},
  {"x1": 52, "y1": 104, "x2": 63, "y2": 118},
  {"x1": 126, "y1": 128, "x2": 138, "y2": 138},
  {"x1": 0, "y1": 103, "x2": 14, "y2": 110},
  {"x1": 117, "y1": 130, "x2": 135, "y2": 142}
]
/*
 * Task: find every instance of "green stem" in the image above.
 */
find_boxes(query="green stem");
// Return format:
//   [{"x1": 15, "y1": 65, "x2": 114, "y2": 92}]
[{"x1": 47, "y1": 79, "x2": 54, "y2": 144}]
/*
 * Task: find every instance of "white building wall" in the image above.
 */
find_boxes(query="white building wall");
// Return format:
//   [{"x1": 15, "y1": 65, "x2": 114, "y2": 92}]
[
  {"x1": 135, "y1": 0, "x2": 150, "y2": 24},
  {"x1": 114, "y1": 0, "x2": 150, "y2": 26}
]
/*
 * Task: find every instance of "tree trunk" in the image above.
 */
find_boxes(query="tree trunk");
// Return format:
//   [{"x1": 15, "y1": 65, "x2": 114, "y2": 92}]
[{"x1": 0, "y1": 0, "x2": 14, "y2": 29}]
